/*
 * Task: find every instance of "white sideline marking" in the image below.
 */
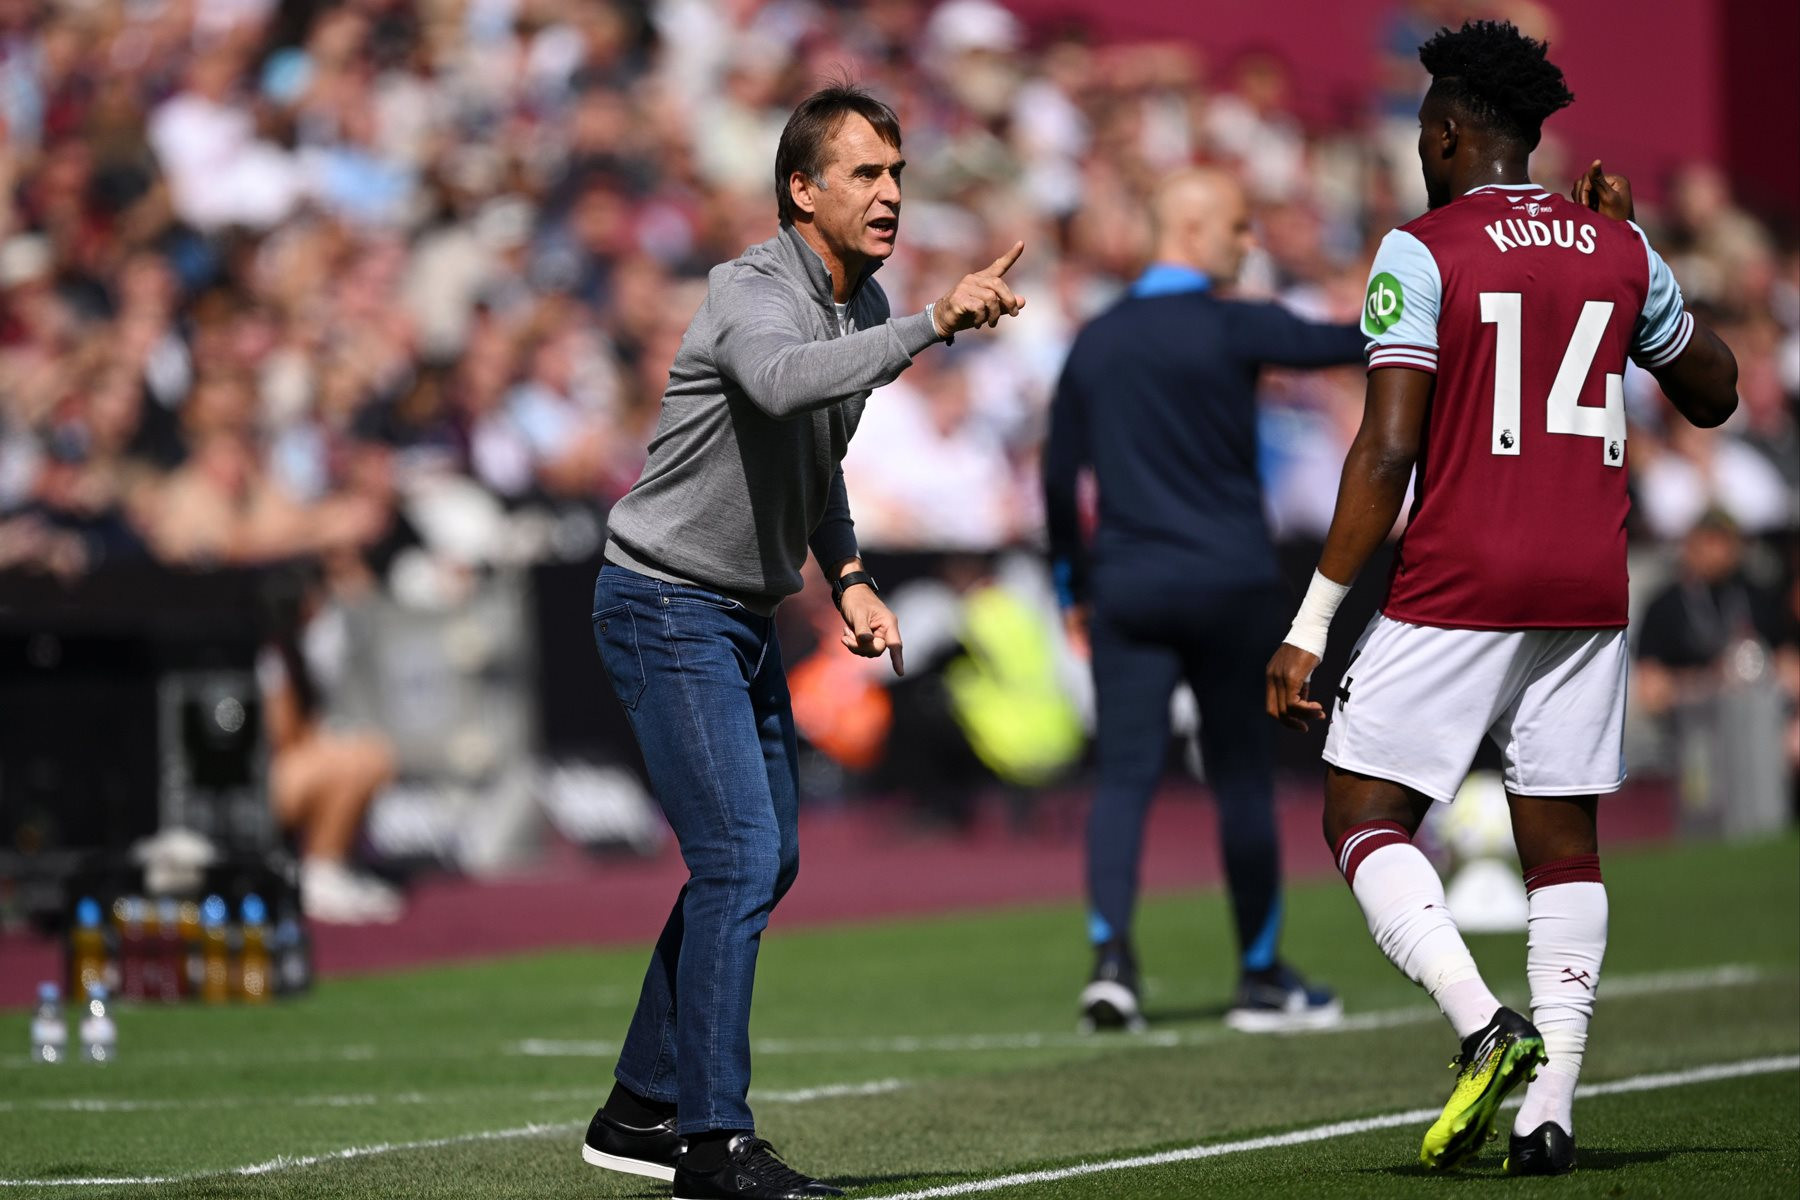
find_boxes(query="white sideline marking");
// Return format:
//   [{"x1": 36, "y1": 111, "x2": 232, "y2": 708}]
[
  {"x1": 1, "y1": 1044, "x2": 380, "y2": 1071},
  {"x1": 1, "y1": 1057, "x2": 1791, "y2": 1191},
  {"x1": 0, "y1": 1091, "x2": 438, "y2": 1115},
  {"x1": 0, "y1": 964, "x2": 1779, "y2": 1073},
  {"x1": 760, "y1": 1078, "x2": 908, "y2": 1103},
  {"x1": 0, "y1": 1079, "x2": 906, "y2": 1117},
  {"x1": 0, "y1": 1121, "x2": 583, "y2": 1189},
  {"x1": 510, "y1": 962, "x2": 1778, "y2": 1058},
  {"x1": 876, "y1": 1055, "x2": 1800, "y2": 1199}
]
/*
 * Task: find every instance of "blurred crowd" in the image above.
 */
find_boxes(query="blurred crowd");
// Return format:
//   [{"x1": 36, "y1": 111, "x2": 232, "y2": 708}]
[{"x1": 1, "y1": 0, "x2": 1795, "y2": 799}]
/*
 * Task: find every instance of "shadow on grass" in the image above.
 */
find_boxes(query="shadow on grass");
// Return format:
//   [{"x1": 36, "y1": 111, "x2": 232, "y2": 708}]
[{"x1": 1357, "y1": 1145, "x2": 1762, "y2": 1179}]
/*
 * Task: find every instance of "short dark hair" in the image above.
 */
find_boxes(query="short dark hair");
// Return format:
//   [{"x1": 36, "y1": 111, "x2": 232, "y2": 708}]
[
  {"x1": 1419, "y1": 20, "x2": 1573, "y2": 151},
  {"x1": 773, "y1": 82, "x2": 902, "y2": 226}
]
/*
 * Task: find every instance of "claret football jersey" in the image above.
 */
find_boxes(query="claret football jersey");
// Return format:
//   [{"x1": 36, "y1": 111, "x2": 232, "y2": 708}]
[{"x1": 1360, "y1": 183, "x2": 1692, "y2": 630}]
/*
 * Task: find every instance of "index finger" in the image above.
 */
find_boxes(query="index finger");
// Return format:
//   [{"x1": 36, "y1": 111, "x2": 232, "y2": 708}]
[
  {"x1": 889, "y1": 642, "x2": 905, "y2": 677},
  {"x1": 1582, "y1": 159, "x2": 1606, "y2": 209},
  {"x1": 983, "y1": 240, "x2": 1024, "y2": 278}
]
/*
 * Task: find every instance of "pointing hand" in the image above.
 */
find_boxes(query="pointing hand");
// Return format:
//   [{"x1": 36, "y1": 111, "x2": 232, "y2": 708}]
[{"x1": 933, "y1": 241, "x2": 1028, "y2": 336}]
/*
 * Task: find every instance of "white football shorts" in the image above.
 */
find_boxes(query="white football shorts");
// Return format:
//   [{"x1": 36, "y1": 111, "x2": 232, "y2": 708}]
[{"x1": 1321, "y1": 613, "x2": 1628, "y2": 803}]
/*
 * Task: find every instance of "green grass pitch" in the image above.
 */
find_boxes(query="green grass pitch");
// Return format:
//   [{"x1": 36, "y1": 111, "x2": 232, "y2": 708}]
[{"x1": 2, "y1": 834, "x2": 1796, "y2": 1198}]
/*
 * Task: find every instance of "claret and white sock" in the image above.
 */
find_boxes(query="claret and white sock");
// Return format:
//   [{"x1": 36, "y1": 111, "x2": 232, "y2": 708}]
[
  {"x1": 1336, "y1": 820, "x2": 1502, "y2": 1040},
  {"x1": 1514, "y1": 855, "x2": 1607, "y2": 1137}
]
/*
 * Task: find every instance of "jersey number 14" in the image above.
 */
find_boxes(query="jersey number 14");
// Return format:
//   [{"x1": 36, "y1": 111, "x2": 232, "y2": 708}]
[{"x1": 1480, "y1": 292, "x2": 1626, "y2": 467}]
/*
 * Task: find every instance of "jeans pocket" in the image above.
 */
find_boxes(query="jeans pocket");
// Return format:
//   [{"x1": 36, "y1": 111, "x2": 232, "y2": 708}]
[
  {"x1": 592, "y1": 603, "x2": 647, "y2": 710},
  {"x1": 666, "y1": 590, "x2": 743, "y2": 613}
]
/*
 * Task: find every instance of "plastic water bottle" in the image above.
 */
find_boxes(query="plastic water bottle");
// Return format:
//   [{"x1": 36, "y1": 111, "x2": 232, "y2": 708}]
[
  {"x1": 79, "y1": 984, "x2": 117, "y2": 1064},
  {"x1": 239, "y1": 894, "x2": 271, "y2": 1003},
  {"x1": 70, "y1": 897, "x2": 109, "y2": 1002},
  {"x1": 200, "y1": 895, "x2": 231, "y2": 1004},
  {"x1": 273, "y1": 894, "x2": 312, "y2": 996},
  {"x1": 30, "y1": 983, "x2": 67, "y2": 1064}
]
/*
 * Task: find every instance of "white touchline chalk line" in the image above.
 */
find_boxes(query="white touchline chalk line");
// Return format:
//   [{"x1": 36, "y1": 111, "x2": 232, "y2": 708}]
[
  {"x1": 5, "y1": 964, "x2": 1773, "y2": 1075},
  {"x1": 509, "y1": 961, "x2": 1781, "y2": 1058},
  {"x1": 0, "y1": 1079, "x2": 909, "y2": 1117},
  {"x1": 874, "y1": 1055, "x2": 1800, "y2": 1200},
  {"x1": 0, "y1": 961, "x2": 1779, "y2": 1127},
  {"x1": 1, "y1": 1056, "x2": 1791, "y2": 1191},
  {"x1": 0, "y1": 964, "x2": 1782, "y2": 1074},
  {"x1": 0, "y1": 1080, "x2": 911, "y2": 1187},
  {"x1": 0, "y1": 1122, "x2": 583, "y2": 1189}
]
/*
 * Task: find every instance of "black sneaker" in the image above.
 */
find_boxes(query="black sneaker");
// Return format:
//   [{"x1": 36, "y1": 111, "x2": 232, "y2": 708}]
[
  {"x1": 673, "y1": 1134, "x2": 843, "y2": 1199},
  {"x1": 1505, "y1": 1121, "x2": 1577, "y2": 1175},
  {"x1": 1078, "y1": 939, "x2": 1144, "y2": 1032},
  {"x1": 581, "y1": 1108, "x2": 685, "y2": 1182},
  {"x1": 1224, "y1": 962, "x2": 1344, "y2": 1032}
]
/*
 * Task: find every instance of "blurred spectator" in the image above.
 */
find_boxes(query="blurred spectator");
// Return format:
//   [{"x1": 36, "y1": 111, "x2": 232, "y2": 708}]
[
  {"x1": 259, "y1": 567, "x2": 403, "y2": 925},
  {"x1": 1634, "y1": 421, "x2": 1793, "y2": 541},
  {"x1": 845, "y1": 356, "x2": 1027, "y2": 550},
  {"x1": 1636, "y1": 511, "x2": 1798, "y2": 830},
  {"x1": 0, "y1": 0, "x2": 1790, "y2": 818}
]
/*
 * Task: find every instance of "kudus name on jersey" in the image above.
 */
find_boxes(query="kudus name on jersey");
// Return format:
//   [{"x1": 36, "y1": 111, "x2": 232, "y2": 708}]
[{"x1": 1485, "y1": 218, "x2": 1598, "y2": 255}]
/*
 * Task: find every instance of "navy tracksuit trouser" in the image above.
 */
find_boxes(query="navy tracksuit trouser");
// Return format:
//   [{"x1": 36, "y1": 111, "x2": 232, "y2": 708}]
[{"x1": 1085, "y1": 579, "x2": 1287, "y2": 971}]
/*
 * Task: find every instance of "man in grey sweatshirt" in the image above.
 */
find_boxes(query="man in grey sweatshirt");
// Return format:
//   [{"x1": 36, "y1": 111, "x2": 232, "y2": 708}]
[{"x1": 582, "y1": 83, "x2": 1025, "y2": 1200}]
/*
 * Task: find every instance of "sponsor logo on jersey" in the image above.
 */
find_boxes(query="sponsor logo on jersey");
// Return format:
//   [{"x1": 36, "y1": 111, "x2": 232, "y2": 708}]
[
  {"x1": 1364, "y1": 272, "x2": 1405, "y2": 334},
  {"x1": 1485, "y1": 218, "x2": 1598, "y2": 255}
]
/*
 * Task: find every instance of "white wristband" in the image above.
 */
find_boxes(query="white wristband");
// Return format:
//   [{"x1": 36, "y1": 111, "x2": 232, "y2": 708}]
[{"x1": 1284, "y1": 570, "x2": 1350, "y2": 659}]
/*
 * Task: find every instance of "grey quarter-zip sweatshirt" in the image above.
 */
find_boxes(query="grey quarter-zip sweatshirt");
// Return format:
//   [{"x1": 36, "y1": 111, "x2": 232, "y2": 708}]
[{"x1": 604, "y1": 224, "x2": 943, "y2": 612}]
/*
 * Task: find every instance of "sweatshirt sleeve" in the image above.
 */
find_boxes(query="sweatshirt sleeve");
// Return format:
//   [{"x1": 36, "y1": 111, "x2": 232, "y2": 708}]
[
  {"x1": 711, "y1": 270, "x2": 942, "y2": 419},
  {"x1": 1228, "y1": 302, "x2": 1368, "y2": 368},
  {"x1": 808, "y1": 467, "x2": 860, "y2": 576}
]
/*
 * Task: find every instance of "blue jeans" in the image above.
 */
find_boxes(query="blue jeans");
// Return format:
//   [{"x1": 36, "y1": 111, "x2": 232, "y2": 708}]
[{"x1": 591, "y1": 564, "x2": 800, "y2": 1134}]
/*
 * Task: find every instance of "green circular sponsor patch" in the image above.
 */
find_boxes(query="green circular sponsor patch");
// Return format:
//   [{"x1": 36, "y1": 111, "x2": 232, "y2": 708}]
[{"x1": 1364, "y1": 272, "x2": 1405, "y2": 335}]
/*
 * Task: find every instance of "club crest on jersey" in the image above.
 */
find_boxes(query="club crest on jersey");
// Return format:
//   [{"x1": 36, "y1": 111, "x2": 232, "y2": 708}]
[
  {"x1": 1364, "y1": 272, "x2": 1404, "y2": 334},
  {"x1": 1486, "y1": 218, "x2": 1598, "y2": 255}
]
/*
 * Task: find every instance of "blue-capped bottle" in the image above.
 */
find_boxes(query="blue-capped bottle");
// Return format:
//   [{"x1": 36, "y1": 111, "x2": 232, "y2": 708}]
[
  {"x1": 30, "y1": 982, "x2": 67, "y2": 1064},
  {"x1": 200, "y1": 894, "x2": 231, "y2": 1004},
  {"x1": 239, "y1": 894, "x2": 271, "y2": 1003},
  {"x1": 69, "y1": 898, "x2": 109, "y2": 1003},
  {"x1": 79, "y1": 984, "x2": 116, "y2": 1063}
]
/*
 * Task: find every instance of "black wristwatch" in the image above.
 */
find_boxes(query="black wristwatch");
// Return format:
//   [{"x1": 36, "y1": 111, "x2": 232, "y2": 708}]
[{"x1": 831, "y1": 569, "x2": 879, "y2": 612}]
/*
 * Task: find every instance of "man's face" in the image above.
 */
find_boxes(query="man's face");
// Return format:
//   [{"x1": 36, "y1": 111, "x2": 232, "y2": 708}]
[
  {"x1": 1417, "y1": 94, "x2": 1455, "y2": 210},
  {"x1": 796, "y1": 114, "x2": 904, "y2": 266},
  {"x1": 1196, "y1": 181, "x2": 1254, "y2": 282}
]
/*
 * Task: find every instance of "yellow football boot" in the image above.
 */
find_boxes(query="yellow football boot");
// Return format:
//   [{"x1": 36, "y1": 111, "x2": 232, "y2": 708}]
[{"x1": 1419, "y1": 1007, "x2": 1547, "y2": 1171}]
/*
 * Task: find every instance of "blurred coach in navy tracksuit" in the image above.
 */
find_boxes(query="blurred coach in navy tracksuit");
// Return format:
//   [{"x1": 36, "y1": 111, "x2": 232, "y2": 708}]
[{"x1": 1044, "y1": 167, "x2": 1366, "y2": 1032}]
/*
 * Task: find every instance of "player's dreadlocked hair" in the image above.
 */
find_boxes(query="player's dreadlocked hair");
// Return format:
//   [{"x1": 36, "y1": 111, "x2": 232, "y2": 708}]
[{"x1": 1418, "y1": 20, "x2": 1574, "y2": 150}]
